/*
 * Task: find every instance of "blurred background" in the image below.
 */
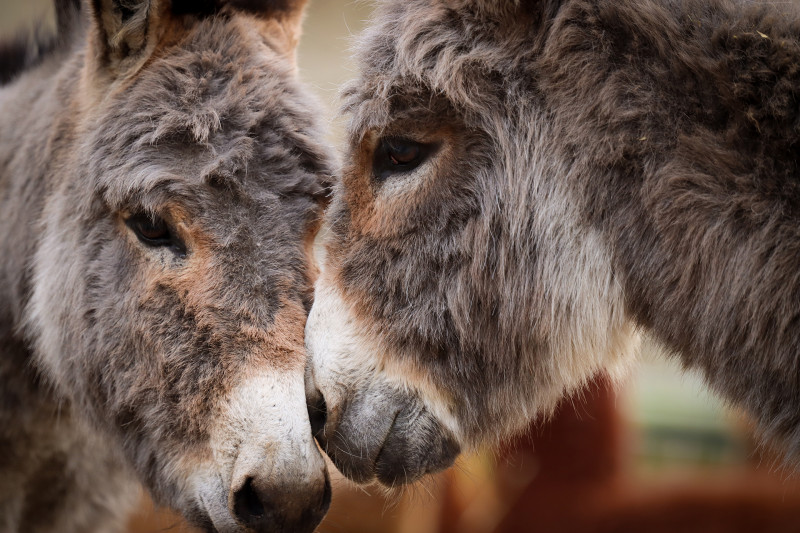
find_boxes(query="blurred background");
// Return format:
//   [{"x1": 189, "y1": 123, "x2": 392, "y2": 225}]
[{"x1": 4, "y1": 1, "x2": 800, "y2": 531}]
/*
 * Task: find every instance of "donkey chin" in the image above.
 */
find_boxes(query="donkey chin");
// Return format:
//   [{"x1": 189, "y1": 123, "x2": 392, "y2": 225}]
[
  {"x1": 183, "y1": 372, "x2": 331, "y2": 532},
  {"x1": 305, "y1": 283, "x2": 461, "y2": 486}
]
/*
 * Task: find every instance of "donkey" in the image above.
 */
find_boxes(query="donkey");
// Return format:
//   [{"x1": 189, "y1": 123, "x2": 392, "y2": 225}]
[
  {"x1": 0, "y1": 0, "x2": 335, "y2": 531},
  {"x1": 305, "y1": 0, "x2": 800, "y2": 486}
]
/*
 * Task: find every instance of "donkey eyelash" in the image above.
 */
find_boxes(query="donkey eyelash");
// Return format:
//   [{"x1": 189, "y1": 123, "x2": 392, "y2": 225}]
[
  {"x1": 125, "y1": 213, "x2": 187, "y2": 257},
  {"x1": 372, "y1": 137, "x2": 439, "y2": 182}
]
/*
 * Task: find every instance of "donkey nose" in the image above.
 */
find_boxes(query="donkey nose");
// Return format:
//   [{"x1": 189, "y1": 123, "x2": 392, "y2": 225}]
[{"x1": 229, "y1": 463, "x2": 330, "y2": 533}]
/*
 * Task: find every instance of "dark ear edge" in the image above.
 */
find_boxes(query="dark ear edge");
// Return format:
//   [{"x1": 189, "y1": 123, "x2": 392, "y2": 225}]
[
  {"x1": 86, "y1": 0, "x2": 308, "y2": 76},
  {"x1": 224, "y1": 0, "x2": 307, "y2": 18},
  {"x1": 171, "y1": 0, "x2": 307, "y2": 19}
]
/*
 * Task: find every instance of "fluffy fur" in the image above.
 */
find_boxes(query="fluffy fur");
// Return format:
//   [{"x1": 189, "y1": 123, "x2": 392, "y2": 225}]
[
  {"x1": 0, "y1": 1, "x2": 334, "y2": 531},
  {"x1": 306, "y1": 0, "x2": 800, "y2": 485}
]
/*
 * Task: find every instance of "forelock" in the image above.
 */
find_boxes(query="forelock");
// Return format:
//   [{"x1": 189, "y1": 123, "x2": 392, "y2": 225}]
[
  {"x1": 88, "y1": 15, "x2": 332, "y2": 209},
  {"x1": 343, "y1": 0, "x2": 541, "y2": 138}
]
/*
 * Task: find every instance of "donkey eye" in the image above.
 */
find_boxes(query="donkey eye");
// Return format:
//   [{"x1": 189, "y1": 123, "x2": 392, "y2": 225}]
[
  {"x1": 373, "y1": 137, "x2": 437, "y2": 181},
  {"x1": 126, "y1": 214, "x2": 184, "y2": 255},
  {"x1": 128, "y1": 214, "x2": 169, "y2": 243}
]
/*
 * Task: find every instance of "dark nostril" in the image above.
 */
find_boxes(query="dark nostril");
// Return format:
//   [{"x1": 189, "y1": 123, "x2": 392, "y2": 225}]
[
  {"x1": 232, "y1": 477, "x2": 266, "y2": 527},
  {"x1": 229, "y1": 470, "x2": 329, "y2": 533},
  {"x1": 307, "y1": 392, "x2": 327, "y2": 438}
]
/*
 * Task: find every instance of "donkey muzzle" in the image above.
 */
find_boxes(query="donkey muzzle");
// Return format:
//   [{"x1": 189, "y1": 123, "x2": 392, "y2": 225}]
[
  {"x1": 307, "y1": 384, "x2": 460, "y2": 486},
  {"x1": 227, "y1": 449, "x2": 331, "y2": 533},
  {"x1": 198, "y1": 441, "x2": 330, "y2": 533},
  {"x1": 196, "y1": 371, "x2": 331, "y2": 533}
]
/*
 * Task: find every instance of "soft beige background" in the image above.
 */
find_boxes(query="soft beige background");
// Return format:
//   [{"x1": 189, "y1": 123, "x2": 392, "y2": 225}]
[{"x1": 298, "y1": 0, "x2": 372, "y2": 143}]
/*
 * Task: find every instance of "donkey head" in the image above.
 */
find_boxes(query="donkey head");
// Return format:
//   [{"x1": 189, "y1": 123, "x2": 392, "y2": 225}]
[
  {"x1": 26, "y1": 1, "x2": 333, "y2": 530},
  {"x1": 305, "y1": 0, "x2": 640, "y2": 486}
]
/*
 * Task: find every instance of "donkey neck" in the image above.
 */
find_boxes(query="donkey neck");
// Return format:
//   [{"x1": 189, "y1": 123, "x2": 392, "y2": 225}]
[{"x1": 542, "y1": 0, "x2": 800, "y2": 452}]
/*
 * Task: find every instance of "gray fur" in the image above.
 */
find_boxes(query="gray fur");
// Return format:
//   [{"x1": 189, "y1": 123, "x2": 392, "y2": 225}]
[
  {"x1": 306, "y1": 0, "x2": 800, "y2": 485},
  {"x1": 1, "y1": 0, "x2": 334, "y2": 531}
]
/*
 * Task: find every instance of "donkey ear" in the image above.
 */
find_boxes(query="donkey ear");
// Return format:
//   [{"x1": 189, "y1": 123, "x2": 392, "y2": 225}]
[{"x1": 87, "y1": 0, "x2": 167, "y2": 76}]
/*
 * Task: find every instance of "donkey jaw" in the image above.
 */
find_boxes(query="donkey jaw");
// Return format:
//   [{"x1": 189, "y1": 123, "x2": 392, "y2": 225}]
[
  {"x1": 305, "y1": 280, "x2": 462, "y2": 486},
  {"x1": 188, "y1": 371, "x2": 330, "y2": 533}
]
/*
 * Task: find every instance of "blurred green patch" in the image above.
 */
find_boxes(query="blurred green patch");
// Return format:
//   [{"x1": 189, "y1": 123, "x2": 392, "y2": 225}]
[{"x1": 624, "y1": 342, "x2": 750, "y2": 473}]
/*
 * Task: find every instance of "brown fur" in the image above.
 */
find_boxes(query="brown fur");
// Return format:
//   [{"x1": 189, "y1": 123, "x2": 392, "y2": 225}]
[
  {"x1": 306, "y1": 0, "x2": 800, "y2": 486},
  {"x1": 1, "y1": 1, "x2": 335, "y2": 531}
]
